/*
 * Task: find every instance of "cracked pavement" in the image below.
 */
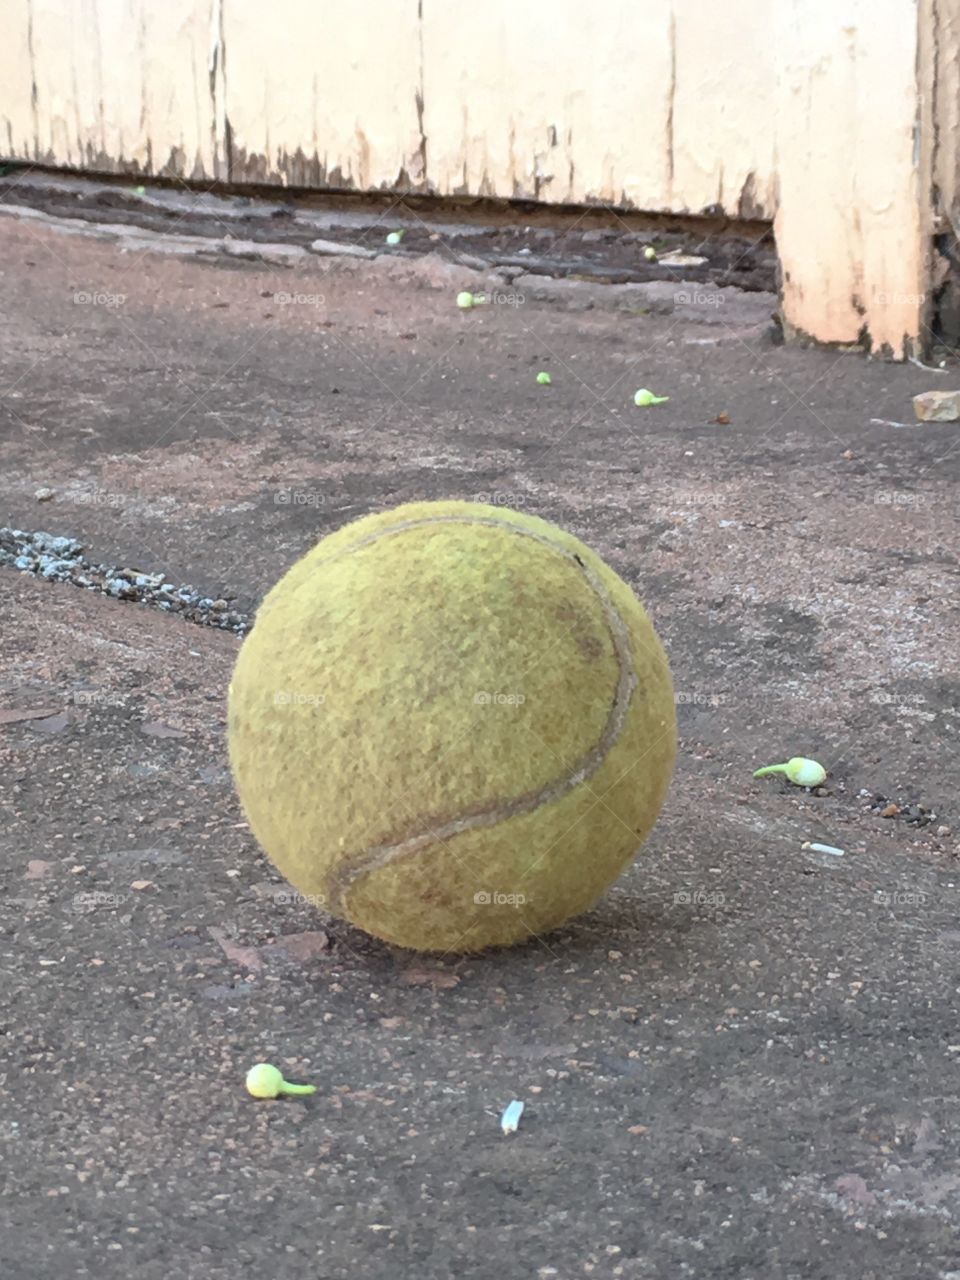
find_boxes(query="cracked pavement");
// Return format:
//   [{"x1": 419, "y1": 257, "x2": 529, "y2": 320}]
[{"x1": 1, "y1": 180, "x2": 960, "y2": 1279}]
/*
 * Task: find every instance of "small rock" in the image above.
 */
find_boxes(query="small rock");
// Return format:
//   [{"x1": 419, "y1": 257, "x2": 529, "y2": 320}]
[
  {"x1": 308, "y1": 238, "x2": 377, "y2": 260},
  {"x1": 903, "y1": 804, "x2": 927, "y2": 824},
  {"x1": 141, "y1": 720, "x2": 188, "y2": 739},
  {"x1": 937, "y1": 825, "x2": 952, "y2": 837},
  {"x1": 207, "y1": 926, "x2": 263, "y2": 973},
  {"x1": 265, "y1": 931, "x2": 331, "y2": 963},
  {"x1": 881, "y1": 802, "x2": 900, "y2": 818},
  {"x1": 34, "y1": 487, "x2": 55, "y2": 502},
  {"x1": 0, "y1": 706, "x2": 60, "y2": 725},
  {"x1": 835, "y1": 1174, "x2": 876, "y2": 1206},
  {"x1": 913, "y1": 389, "x2": 960, "y2": 422},
  {"x1": 44, "y1": 535, "x2": 79, "y2": 556},
  {"x1": 40, "y1": 559, "x2": 76, "y2": 580},
  {"x1": 29, "y1": 711, "x2": 72, "y2": 734}
]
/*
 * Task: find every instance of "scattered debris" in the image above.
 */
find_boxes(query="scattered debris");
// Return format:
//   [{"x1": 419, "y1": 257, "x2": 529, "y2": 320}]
[
  {"x1": 801, "y1": 842, "x2": 844, "y2": 857},
  {"x1": 245, "y1": 1062, "x2": 316, "y2": 1099},
  {"x1": 912, "y1": 389, "x2": 960, "y2": 421},
  {"x1": 754, "y1": 757, "x2": 827, "y2": 787},
  {"x1": 500, "y1": 1100, "x2": 524, "y2": 1134},
  {"x1": 866, "y1": 795, "x2": 937, "y2": 826},
  {"x1": 536, "y1": 371, "x2": 552, "y2": 385},
  {"x1": 869, "y1": 418, "x2": 915, "y2": 429},
  {"x1": 712, "y1": 412, "x2": 731, "y2": 424},
  {"x1": 634, "y1": 388, "x2": 669, "y2": 407},
  {"x1": 34, "y1": 487, "x2": 55, "y2": 502}
]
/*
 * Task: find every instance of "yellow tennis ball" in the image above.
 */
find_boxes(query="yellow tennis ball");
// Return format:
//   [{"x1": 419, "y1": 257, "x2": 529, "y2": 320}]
[{"x1": 228, "y1": 501, "x2": 676, "y2": 952}]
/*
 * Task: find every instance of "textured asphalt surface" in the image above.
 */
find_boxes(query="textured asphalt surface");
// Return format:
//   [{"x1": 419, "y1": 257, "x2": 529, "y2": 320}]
[{"x1": 2, "y1": 182, "x2": 960, "y2": 1280}]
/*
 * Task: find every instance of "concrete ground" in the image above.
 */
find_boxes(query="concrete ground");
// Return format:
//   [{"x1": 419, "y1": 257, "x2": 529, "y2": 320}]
[{"x1": 1, "y1": 182, "x2": 959, "y2": 1280}]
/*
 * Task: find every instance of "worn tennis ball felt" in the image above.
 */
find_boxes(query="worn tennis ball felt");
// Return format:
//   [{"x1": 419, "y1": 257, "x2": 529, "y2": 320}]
[{"x1": 228, "y1": 501, "x2": 677, "y2": 952}]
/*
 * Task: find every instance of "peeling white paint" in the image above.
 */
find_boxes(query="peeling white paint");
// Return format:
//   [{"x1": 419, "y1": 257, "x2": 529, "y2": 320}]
[
  {"x1": 0, "y1": 0, "x2": 951, "y2": 357},
  {"x1": 0, "y1": 0, "x2": 777, "y2": 212}
]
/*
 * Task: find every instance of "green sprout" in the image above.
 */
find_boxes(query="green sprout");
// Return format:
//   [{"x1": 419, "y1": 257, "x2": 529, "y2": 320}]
[
  {"x1": 754, "y1": 757, "x2": 827, "y2": 788},
  {"x1": 634, "y1": 389, "x2": 669, "y2": 406},
  {"x1": 245, "y1": 1062, "x2": 316, "y2": 1099}
]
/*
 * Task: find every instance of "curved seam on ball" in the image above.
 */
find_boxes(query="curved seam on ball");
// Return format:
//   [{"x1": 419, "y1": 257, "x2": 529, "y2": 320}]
[{"x1": 322, "y1": 515, "x2": 639, "y2": 914}]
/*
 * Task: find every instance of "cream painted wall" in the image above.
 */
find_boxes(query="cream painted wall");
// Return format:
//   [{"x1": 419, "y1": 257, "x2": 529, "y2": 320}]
[
  {"x1": 774, "y1": 0, "x2": 930, "y2": 357},
  {"x1": 221, "y1": 0, "x2": 425, "y2": 187},
  {"x1": 421, "y1": 0, "x2": 775, "y2": 214},
  {"x1": 3, "y1": 1, "x2": 217, "y2": 176},
  {"x1": 0, "y1": 0, "x2": 948, "y2": 357},
  {"x1": 1, "y1": 0, "x2": 777, "y2": 215}
]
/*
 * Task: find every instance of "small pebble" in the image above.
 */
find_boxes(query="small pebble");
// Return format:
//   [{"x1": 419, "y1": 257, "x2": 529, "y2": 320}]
[{"x1": 40, "y1": 559, "x2": 75, "y2": 580}]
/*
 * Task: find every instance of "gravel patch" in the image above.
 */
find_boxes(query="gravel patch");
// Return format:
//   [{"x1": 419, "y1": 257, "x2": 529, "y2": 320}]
[{"x1": 0, "y1": 527, "x2": 251, "y2": 634}]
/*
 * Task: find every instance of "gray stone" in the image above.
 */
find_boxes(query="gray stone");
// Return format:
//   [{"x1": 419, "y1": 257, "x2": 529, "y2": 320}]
[{"x1": 913, "y1": 389, "x2": 960, "y2": 421}]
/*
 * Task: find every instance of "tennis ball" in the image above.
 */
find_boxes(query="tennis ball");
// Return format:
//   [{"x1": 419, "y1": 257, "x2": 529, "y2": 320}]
[{"x1": 228, "y1": 501, "x2": 676, "y2": 953}]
